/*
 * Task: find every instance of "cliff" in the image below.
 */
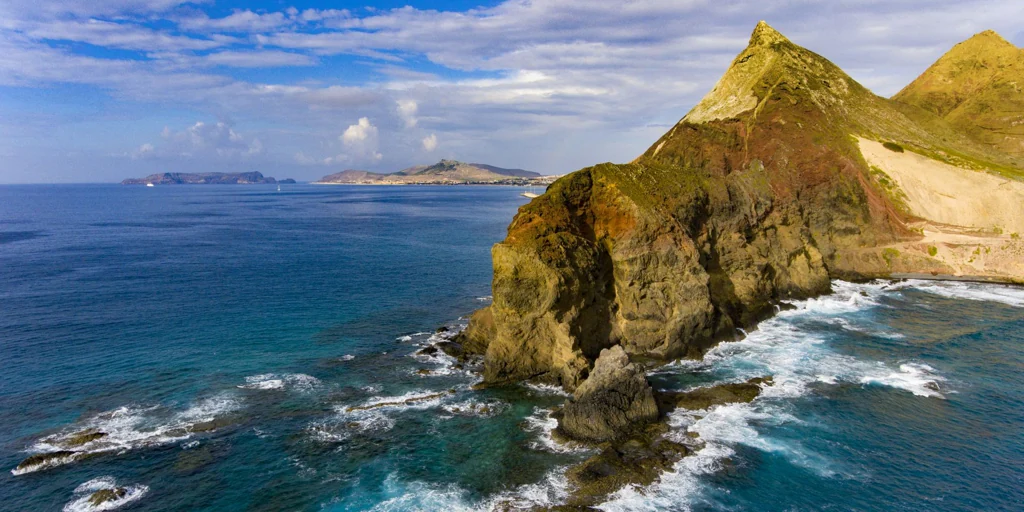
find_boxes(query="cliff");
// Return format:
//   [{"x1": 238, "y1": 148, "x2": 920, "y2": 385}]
[
  {"x1": 460, "y1": 22, "x2": 1024, "y2": 392},
  {"x1": 121, "y1": 172, "x2": 279, "y2": 185}
]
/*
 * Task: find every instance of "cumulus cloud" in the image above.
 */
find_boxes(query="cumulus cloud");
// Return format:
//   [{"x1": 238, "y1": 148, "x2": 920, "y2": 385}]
[
  {"x1": 339, "y1": 117, "x2": 382, "y2": 162},
  {"x1": 422, "y1": 133, "x2": 438, "y2": 152},
  {"x1": 3, "y1": 0, "x2": 1024, "y2": 182},
  {"x1": 130, "y1": 121, "x2": 263, "y2": 160},
  {"x1": 396, "y1": 99, "x2": 418, "y2": 128}
]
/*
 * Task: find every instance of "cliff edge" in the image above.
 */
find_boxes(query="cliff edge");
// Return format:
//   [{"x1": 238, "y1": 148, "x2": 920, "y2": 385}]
[{"x1": 459, "y1": 22, "x2": 1024, "y2": 393}]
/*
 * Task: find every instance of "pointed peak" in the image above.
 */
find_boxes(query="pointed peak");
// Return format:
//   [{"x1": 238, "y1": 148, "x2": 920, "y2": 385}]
[
  {"x1": 961, "y1": 29, "x2": 1015, "y2": 48},
  {"x1": 749, "y1": 20, "x2": 789, "y2": 47}
]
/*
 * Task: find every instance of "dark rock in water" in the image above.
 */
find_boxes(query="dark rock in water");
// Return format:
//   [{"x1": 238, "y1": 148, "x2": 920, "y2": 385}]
[
  {"x1": 88, "y1": 487, "x2": 128, "y2": 506},
  {"x1": 558, "y1": 376, "x2": 773, "y2": 506},
  {"x1": 59, "y1": 429, "x2": 107, "y2": 448},
  {"x1": 435, "y1": 326, "x2": 449, "y2": 333},
  {"x1": 416, "y1": 369, "x2": 432, "y2": 375},
  {"x1": 16, "y1": 450, "x2": 79, "y2": 472},
  {"x1": 564, "y1": 422, "x2": 689, "y2": 508},
  {"x1": 175, "y1": 444, "x2": 220, "y2": 474},
  {"x1": 435, "y1": 341, "x2": 464, "y2": 359},
  {"x1": 189, "y1": 416, "x2": 235, "y2": 433},
  {"x1": 416, "y1": 345, "x2": 439, "y2": 356},
  {"x1": 656, "y1": 376, "x2": 771, "y2": 412},
  {"x1": 558, "y1": 346, "x2": 658, "y2": 443}
]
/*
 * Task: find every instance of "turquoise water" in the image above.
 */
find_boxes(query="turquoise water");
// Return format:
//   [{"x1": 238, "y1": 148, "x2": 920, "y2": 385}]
[{"x1": 1, "y1": 184, "x2": 1021, "y2": 511}]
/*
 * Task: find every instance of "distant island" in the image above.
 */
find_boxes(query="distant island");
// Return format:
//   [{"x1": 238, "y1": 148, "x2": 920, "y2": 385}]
[
  {"x1": 122, "y1": 172, "x2": 293, "y2": 185},
  {"x1": 314, "y1": 160, "x2": 559, "y2": 185}
]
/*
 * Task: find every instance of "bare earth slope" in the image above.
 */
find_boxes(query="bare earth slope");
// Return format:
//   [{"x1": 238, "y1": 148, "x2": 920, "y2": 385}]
[{"x1": 459, "y1": 22, "x2": 1024, "y2": 393}]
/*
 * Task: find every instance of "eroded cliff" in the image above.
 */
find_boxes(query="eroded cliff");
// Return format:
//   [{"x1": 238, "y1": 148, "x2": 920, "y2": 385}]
[{"x1": 460, "y1": 22, "x2": 1023, "y2": 392}]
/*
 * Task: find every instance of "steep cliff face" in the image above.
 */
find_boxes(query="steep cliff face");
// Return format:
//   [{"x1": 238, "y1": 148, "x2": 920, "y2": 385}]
[{"x1": 465, "y1": 22, "x2": 1022, "y2": 391}]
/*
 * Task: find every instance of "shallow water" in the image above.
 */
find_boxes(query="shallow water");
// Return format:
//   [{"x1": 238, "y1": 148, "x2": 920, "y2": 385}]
[{"x1": 1, "y1": 185, "x2": 1021, "y2": 511}]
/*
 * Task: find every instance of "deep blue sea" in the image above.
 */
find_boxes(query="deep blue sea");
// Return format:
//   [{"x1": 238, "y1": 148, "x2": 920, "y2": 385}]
[{"x1": 1, "y1": 184, "x2": 1021, "y2": 512}]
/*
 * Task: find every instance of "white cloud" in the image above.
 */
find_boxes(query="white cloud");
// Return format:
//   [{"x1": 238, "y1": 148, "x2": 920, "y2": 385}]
[
  {"x1": 422, "y1": 133, "x2": 438, "y2": 152},
  {"x1": 396, "y1": 99, "x2": 418, "y2": 128},
  {"x1": 130, "y1": 121, "x2": 262, "y2": 160},
  {"x1": 339, "y1": 117, "x2": 382, "y2": 163},
  {"x1": 202, "y1": 50, "x2": 317, "y2": 68},
  {"x1": 342, "y1": 117, "x2": 377, "y2": 145},
  {"x1": 4, "y1": 0, "x2": 1024, "y2": 183}
]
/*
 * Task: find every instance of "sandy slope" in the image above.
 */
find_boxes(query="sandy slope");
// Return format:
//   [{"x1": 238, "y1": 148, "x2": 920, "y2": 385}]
[
  {"x1": 858, "y1": 137, "x2": 1024, "y2": 281},
  {"x1": 858, "y1": 137, "x2": 1024, "y2": 233}
]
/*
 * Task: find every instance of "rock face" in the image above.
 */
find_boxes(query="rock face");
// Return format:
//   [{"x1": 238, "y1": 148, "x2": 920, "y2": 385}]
[
  {"x1": 558, "y1": 346, "x2": 658, "y2": 442},
  {"x1": 464, "y1": 22, "x2": 1023, "y2": 392}
]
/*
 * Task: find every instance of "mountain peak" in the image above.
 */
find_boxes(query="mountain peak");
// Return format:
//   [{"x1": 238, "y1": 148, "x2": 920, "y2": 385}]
[
  {"x1": 749, "y1": 21, "x2": 789, "y2": 47},
  {"x1": 964, "y1": 29, "x2": 1014, "y2": 48}
]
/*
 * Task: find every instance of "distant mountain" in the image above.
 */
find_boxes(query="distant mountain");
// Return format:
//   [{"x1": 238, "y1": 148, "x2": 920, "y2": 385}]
[
  {"x1": 122, "y1": 172, "x2": 283, "y2": 185},
  {"x1": 893, "y1": 30, "x2": 1024, "y2": 159},
  {"x1": 315, "y1": 160, "x2": 542, "y2": 184}
]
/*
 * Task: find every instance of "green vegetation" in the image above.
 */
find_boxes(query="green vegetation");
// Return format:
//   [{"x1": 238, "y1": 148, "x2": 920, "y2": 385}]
[
  {"x1": 882, "y1": 248, "x2": 901, "y2": 267},
  {"x1": 893, "y1": 30, "x2": 1024, "y2": 164},
  {"x1": 883, "y1": 142, "x2": 905, "y2": 153},
  {"x1": 928, "y1": 246, "x2": 938, "y2": 257}
]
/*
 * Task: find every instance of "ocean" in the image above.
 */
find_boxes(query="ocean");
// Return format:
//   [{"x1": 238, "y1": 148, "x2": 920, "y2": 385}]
[{"x1": 0, "y1": 184, "x2": 1021, "y2": 511}]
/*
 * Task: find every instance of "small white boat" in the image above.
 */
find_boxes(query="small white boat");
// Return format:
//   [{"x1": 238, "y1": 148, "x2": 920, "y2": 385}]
[
  {"x1": 521, "y1": 192, "x2": 539, "y2": 198},
  {"x1": 277, "y1": 184, "x2": 281, "y2": 192},
  {"x1": 146, "y1": 183, "x2": 154, "y2": 187}
]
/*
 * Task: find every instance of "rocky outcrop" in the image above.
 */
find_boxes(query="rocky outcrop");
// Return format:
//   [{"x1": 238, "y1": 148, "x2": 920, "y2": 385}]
[
  {"x1": 466, "y1": 22, "x2": 1024, "y2": 393},
  {"x1": 557, "y1": 346, "x2": 658, "y2": 442}
]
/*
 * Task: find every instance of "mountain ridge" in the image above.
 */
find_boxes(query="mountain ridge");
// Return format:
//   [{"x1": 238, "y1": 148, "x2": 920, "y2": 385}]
[{"x1": 315, "y1": 160, "x2": 542, "y2": 184}]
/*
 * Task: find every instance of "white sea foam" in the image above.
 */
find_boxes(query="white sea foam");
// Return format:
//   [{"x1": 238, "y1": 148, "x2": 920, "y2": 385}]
[
  {"x1": 368, "y1": 469, "x2": 570, "y2": 512},
  {"x1": 598, "y1": 280, "x2": 947, "y2": 510},
  {"x1": 521, "y1": 407, "x2": 589, "y2": 454},
  {"x1": 13, "y1": 394, "x2": 242, "y2": 475},
  {"x1": 522, "y1": 382, "x2": 572, "y2": 397},
  {"x1": 440, "y1": 399, "x2": 508, "y2": 418},
  {"x1": 238, "y1": 373, "x2": 320, "y2": 391},
  {"x1": 893, "y1": 279, "x2": 1024, "y2": 307},
  {"x1": 62, "y1": 476, "x2": 149, "y2": 512},
  {"x1": 309, "y1": 389, "x2": 455, "y2": 443}
]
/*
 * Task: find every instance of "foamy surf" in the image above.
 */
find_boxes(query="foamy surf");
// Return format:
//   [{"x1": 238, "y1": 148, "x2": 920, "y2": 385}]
[
  {"x1": 366, "y1": 468, "x2": 570, "y2": 512},
  {"x1": 892, "y1": 279, "x2": 1024, "y2": 307},
  {"x1": 13, "y1": 394, "x2": 242, "y2": 475},
  {"x1": 62, "y1": 476, "x2": 149, "y2": 512},
  {"x1": 596, "y1": 280, "x2": 950, "y2": 510},
  {"x1": 238, "y1": 373, "x2": 321, "y2": 391}
]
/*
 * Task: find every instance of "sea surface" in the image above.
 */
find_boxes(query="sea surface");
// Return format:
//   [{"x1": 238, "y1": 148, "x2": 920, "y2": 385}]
[{"x1": 0, "y1": 184, "x2": 1021, "y2": 512}]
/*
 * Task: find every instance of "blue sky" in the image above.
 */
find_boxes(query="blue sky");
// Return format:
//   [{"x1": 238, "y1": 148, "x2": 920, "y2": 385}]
[{"x1": 1, "y1": 0, "x2": 1022, "y2": 183}]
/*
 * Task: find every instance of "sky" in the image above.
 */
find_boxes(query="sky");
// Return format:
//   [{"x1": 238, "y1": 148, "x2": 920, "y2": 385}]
[{"x1": 1, "y1": 1, "x2": 1022, "y2": 183}]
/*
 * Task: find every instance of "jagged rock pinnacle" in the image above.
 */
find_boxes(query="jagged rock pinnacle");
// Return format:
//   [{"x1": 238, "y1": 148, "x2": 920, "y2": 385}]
[{"x1": 749, "y1": 20, "x2": 789, "y2": 47}]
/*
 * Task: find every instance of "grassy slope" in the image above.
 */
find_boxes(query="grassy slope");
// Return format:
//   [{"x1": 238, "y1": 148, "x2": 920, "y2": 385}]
[{"x1": 893, "y1": 30, "x2": 1024, "y2": 171}]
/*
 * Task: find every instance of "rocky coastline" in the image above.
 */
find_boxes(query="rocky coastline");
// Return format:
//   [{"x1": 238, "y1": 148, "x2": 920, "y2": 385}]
[{"x1": 442, "y1": 21, "x2": 1024, "y2": 503}]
